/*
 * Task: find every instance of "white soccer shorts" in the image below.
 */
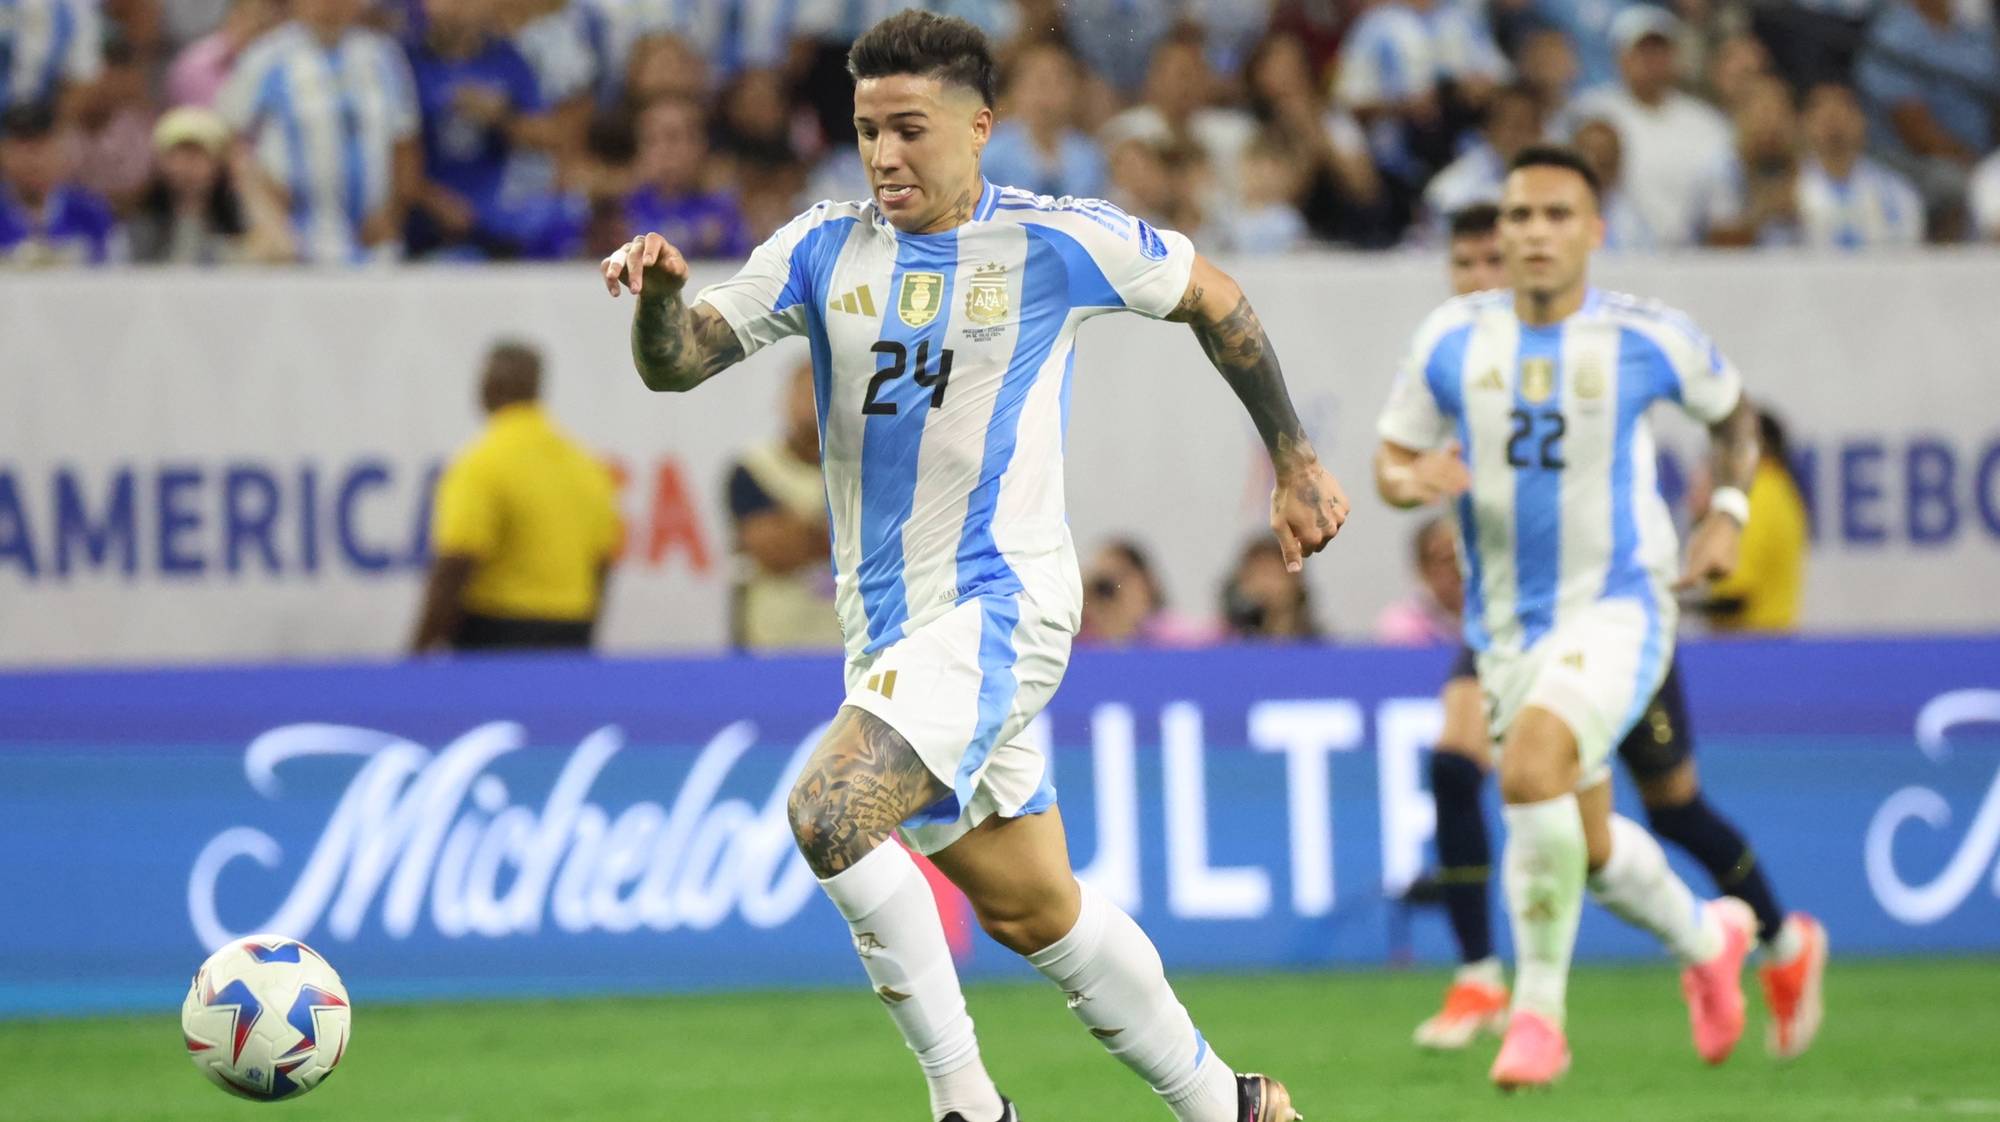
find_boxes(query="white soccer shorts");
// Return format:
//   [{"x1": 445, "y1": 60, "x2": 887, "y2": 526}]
[
  {"x1": 1476, "y1": 595, "x2": 1676, "y2": 790},
  {"x1": 839, "y1": 554, "x2": 1079, "y2": 856}
]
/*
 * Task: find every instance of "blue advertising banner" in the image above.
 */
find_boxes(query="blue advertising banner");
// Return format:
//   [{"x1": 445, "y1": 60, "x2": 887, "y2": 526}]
[{"x1": 2, "y1": 637, "x2": 1997, "y2": 1018}]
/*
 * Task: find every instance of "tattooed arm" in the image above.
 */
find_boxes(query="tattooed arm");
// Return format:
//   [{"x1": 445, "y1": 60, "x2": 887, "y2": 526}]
[
  {"x1": 601, "y1": 232, "x2": 746, "y2": 392},
  {"x1": 1167, "y1": 255, "x2": 1350, "y2": 570},
  {"x1": 1678, "y1": 393, "x2": 1761, "y2": 589}
]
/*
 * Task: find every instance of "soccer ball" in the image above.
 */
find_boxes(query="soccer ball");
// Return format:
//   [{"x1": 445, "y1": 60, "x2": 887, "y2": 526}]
[{"x1": 181, "y1": 934, "x2": 351, "y2": 1102}]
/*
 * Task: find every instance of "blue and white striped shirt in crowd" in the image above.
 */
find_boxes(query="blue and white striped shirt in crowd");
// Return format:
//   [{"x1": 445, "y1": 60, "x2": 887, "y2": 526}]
[
  {"x1": 1794, "y1": 155, "x2": 1923, "y2": 249},
  {"x1": 1425, "y1": 0, "x2": 1510, "y2": 86},
  {"x1": 1377, "y1": 288, "x2": 1744, "y2": 654},
  {"x1": 0, "y1": 0, "x2": 100, "y2": 109},
  {"x1": 513, "y1": 4, "x2": 598, "y2": 105},
  {"x1": 218, "y1": 23, "x2": 418, "y2": 264},
  {"x1": 694, "y1": 180, "x2": 1196, "y2": 660}
]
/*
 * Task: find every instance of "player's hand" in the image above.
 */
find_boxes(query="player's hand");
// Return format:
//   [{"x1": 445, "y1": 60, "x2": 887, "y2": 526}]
[
  {"x1": 1675, "y1": 513, "x2": 1742, "y2": 591},
  {"x1": 601, "y1": 232, "x2": 689, "y2": 298},
  {"x1": 1271, "y1": 456, "x2": 1349, "y2": 573},
  {"x1": 1408, "y1": 444, "x2": 1472, "y2": 504}
]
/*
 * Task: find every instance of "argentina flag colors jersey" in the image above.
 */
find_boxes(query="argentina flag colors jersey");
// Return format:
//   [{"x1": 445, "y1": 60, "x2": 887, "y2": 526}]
[
  {"x1": 1377, "y1": 289, "x2": 1744, "y2": 771},
  {"x1": 696, "y1": 179, "x2": 1194, "y2": 843}
]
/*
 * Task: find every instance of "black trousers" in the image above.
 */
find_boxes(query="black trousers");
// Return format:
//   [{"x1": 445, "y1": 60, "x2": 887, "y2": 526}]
[{"x1": 450, "y1": 612, "x2": 594, "y2": 652}]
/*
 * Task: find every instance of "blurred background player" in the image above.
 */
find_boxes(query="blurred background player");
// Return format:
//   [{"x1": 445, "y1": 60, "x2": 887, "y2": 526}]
[
  {"x1": 601, "y1": 13, "x2": 1344, "y2": 1120},
  {"x1": 1375, "y1": 147, "x2": 1819, "y2": 1088},
  {"x1": 411, "y1": 341, "x2": 621, "y2": 653},
  {"x1": 1391, "y1": 202, "x2": 1827, "y2": 1058},
  {"x1": 727, "y1": 359, "x2": 842, "y2": 652}
]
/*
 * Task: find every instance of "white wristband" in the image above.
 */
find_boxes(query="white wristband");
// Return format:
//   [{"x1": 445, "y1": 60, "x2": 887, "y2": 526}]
[{"x1": 1708, "y1": 486, "x2": 1750, "y2": 528}]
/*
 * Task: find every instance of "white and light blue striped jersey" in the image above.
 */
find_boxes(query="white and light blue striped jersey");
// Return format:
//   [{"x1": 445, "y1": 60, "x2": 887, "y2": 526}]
[
  {"x1": 0, "y1": 0, "x2": 101, "y2": 110},
  {"x1": 696, "y1": 180, "x2": 1196, "y2": 659},
  {"x1": 1795, "y1": 155, "x2": 1923, "y2": 249},
  {"x1": 1376, "y1": 288, "x2": 1744, "y2": 655},
  {"x1": 216, "y1": 23, "x2": 418, "y2": 264}
]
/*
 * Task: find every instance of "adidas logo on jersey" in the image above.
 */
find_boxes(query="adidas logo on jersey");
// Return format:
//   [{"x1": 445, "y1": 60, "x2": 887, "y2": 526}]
[
  {"x1": 1475, "y1": 368, "x2": 1505, "y2": 392},
  {"x1": 864, "y1": 670, "x2": 898, "y2": 699},
  {"x1": 829, "y1": 285, "x2": 877, "y2": 317}
]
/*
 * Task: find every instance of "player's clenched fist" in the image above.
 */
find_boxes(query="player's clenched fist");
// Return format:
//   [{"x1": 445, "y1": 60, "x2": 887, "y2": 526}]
[
  {"x1": 1271, "y1": 457, "x2": 1349, "y2": 573},
  {"x1": 601, "y1": 232, "x2": 689, "y2": 298}
]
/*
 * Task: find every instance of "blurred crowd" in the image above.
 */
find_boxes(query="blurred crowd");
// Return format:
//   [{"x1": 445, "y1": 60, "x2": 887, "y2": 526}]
[{"x1": 5, "y1": 0, "x2": 1999, "y2": 266}]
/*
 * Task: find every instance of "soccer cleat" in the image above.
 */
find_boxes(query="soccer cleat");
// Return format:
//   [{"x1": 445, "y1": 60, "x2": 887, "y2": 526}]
[
  {"x1": 1413, "y1": 978, "x2": 1510, "y2": 1050},
  {"x1": 1236, "y1": 1073, "x2": 1303, "y2": 1121},
  {"x1": 939, "y1": 1096, "x2": 1015, "y2": 1122},
  {"x1": 1488, "y1": 1010, "x2": 1570, "y2": 1091},
  {"x1": 1681, "y1": 897, "x2": 1756, "y2": 1066},
  {"x1": 1759, "y1": 913, "x2": 1829, "y2": 1061}
]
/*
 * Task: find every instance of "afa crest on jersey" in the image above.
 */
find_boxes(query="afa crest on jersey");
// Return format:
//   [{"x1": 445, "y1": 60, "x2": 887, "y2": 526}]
[
  {"x1": 1520, "y1": 357, "x2": 1556, "y2": 403},
  {"x1": 965, "y1": 263, "x2": 1009, "y2": 326},
  {"x1": 898, "y1": 272, "x2": 945, "y2": 328}
]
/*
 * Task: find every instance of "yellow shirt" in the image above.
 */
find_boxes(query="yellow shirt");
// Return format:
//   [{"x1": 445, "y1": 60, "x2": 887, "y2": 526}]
[
  {"x1": 1707, "y1": 459, "x2": 1808, "y2": 633},
  {"x1": 430, "y1": 404, "x2": 621, "y2": 622}
]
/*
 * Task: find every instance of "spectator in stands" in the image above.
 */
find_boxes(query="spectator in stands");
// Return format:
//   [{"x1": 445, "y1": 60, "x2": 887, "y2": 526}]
[
  {"x1": 501, "y1": 0, "x2": 597, "y2": 210},
  {"x1": 1221, "y1": 537, "x2": 1320, "y2": 641},
  {"x1": 711, "y1": 67, "x2": 798, "y2": 172},
  {"x1": 1754, "y1": 0, "x2": 1874, "y2": 94},
  {"x1": 623, "y1": 32, "x2": 709, "y2": 108},
  {"x1": 71, "y1": 29, "x2": 154, "y2": 212},
  {"x1": 406, "y1": 0, "x2": 563, "y2": 259},
  {"x1": 1855, "y1": 0, "x2": 2000, "y2": 237},
  {"x1": 1568, "y1": 7, "x2": 1735, "y2": 249},
  {"x1": 0, "y1": 101, "x2": 120, "y2": 265},
  {"x1": 1101, "y1": 25, "x2": 1255, "y2": 195},
  {"x1": 1572, "y1": 116, "x2": 1658, "y2": 250},
  {"x1": 219, "y1": 0, "x2": 420, "y2": 263},
  {"x1": 1220, "y1": 130, "x2": 1310, "y2": 253},
  {"x1": 1242, "y1": 30, "x2": 1386, "y2": 245},
  {"x1": 166, "y1": 0, "x2": 281, "y2": 110},
  {"x1": 1796, "y1": 82, "x2": 1925, "y2": 248},
  {"x1": 1710, "y1": 74, "x2": 1802, "y2": 246},
  {"x1": 1515, "y1": 24, "x2": 1578, "y2": 129},
  {"x1": 0, "y1": 0, "x2": 102, "y2": 119},
  {"x1": 1334, "y1": 0, "x2": 1447, "y2": 197},
  {"x1": 1419, "y1": 0, "x2": 1511, "y2": 113},
  {"x1": 1704, "y1": 32, "x2": 1774, "y2": 119},
  {"x1": 1057, "y1": 0, "x2": 1177, "y2": 96},
  {"x1": 1105, "y1": 135, "x2": 1178, "y2": 227},
  {"x1": 1375, "y1": 516, "x2": 1461, "y2": 646},
  {"x1": 1495, "y1": 0, "x2": 1625, "y2": 92},
  {"x1": 1693, "y1": 410, "x2": 1809, "y2": 633},
  {"x1": 412, "y1": 341, "x2": 621, "y2": 654},
  {"x1": 623, "y1": 95, "x2": 750, "y2": 260},
  {"x1": 1422, "y1": 83, "x2": 1542, "y2": 239},
  {"x1": 127, "y1": 106, "x2": 280, "y2": 264},
  {"x1": 728, "y1": 361, "x2": 841, "y2": 652},
  {"x1": 981, "y1": 37, "x2": 1105, "y2": 199},
  {"x1": 1079, "y1": 539, "x2": 1215, "y2": 647}
]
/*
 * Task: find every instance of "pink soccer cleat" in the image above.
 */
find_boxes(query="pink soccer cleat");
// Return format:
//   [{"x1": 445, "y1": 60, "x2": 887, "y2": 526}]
[
  {"x1": 1488, "y1": 1010, "x2": 1570, "y2": 1091},
  {"x1": 1413, "y1": 978, "x2": 1510, "y2": 1050},
  {"x1": 1681, "y1": 897, "x2": 1756, "y2": 1065},
  {"x1": 1759, "y1": 913, "x2": 1829, "y2": 1061}
]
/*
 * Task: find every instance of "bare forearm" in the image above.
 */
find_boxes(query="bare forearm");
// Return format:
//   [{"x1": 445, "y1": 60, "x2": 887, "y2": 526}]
[
  {"x1": 632, "y1": 296, "x2": 741, "y2": 392},
  {"x1": 1708, "y1": 397, "x2": 1760, "y2": 493},
  {"x1": 1174, "y1": 286, "x2": 1313, "y2": 467},
  {"x1": 410, "y1": 557, "x2": 473, "y2": 653}
]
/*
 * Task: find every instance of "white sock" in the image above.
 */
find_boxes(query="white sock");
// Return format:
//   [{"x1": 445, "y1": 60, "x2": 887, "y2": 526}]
[
  {"x1": 818, "y1": 842, "x2": 1003, "y2": 1122},
  {"x1": 1763, "y1": 915, "x2": 1806, "y2": 964},
  {"x1": 1502, "y1": 794, "x2": 1587, "y2": 1026},
  {"x1": 1454, "y1": 956, "x2": 1505, "y2": 990},
  {"x1": 1026, "y1": 881, "x2": 1238, "y2": 1122},
  {"x1": 1587, "y1": 815, "x2": 1722, "y2": 966}
]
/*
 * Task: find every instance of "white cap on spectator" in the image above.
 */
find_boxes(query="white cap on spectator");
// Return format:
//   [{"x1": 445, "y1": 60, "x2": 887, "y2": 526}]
[
  {"x1": 1610, "y1": 6, "x2": 1681, "y2": 54},
  {"x1": 153, "y1": 106, "x2": 230, "y2": 155}
]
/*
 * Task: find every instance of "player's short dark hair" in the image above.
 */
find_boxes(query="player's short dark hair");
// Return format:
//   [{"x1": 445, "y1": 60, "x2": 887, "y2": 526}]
[
  {"x1": 0, "y1": 100, "x2": 58, "y2": 142},
  {"x1": 1508, "y1": 143, "x2": 1602, "y2": 202},
  {"x1": 1448, "y1": 203, "x2": 1500, "y2": 239},
  {"x1": 847, "y1": 10, "x2": 997, "y2": 108}
]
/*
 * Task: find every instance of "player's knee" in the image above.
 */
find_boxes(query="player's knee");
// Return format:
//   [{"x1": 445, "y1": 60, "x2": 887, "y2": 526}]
[
  {"x1": 786, "y1": 781, "x2": 851, "y2": 873},
  {"x1": 1497, "y1": 742, "x2": 1570, "y2": 804},
  {"x1": 1636, "y1": 760, "x2": 1699, "y2": 809}
]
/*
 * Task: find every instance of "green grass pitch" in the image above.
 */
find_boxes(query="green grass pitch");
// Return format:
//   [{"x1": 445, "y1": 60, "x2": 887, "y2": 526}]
[{"x1": 3, "y1": 958, "x2": 1996, "y2": 1121}]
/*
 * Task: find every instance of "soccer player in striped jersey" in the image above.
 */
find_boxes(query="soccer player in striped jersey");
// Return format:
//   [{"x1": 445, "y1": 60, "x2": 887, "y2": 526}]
[
  {"x1": 1375, "y1": 146, "x2": 1796, "y2": 1089},
  {"x1": 1400, "y1": 203, "x2": 1827, "y2": 1063},
  {"x1": 600, "y1": 12, "x2": 1340, "y2": 1122}
]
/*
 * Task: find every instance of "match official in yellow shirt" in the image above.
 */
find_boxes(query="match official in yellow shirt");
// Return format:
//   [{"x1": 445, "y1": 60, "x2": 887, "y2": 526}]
[
  {"x1": 1702, "y1": 411, "x2": 1808, "y2": 632},
  {"x1": 411, "y1": 342, "x2": 621, "y2": 653}
]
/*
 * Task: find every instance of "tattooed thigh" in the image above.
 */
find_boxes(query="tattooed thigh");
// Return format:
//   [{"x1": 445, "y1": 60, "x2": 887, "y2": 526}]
[{"x1": 786, "y1": 707, "x2": 948, "y2": 877}]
